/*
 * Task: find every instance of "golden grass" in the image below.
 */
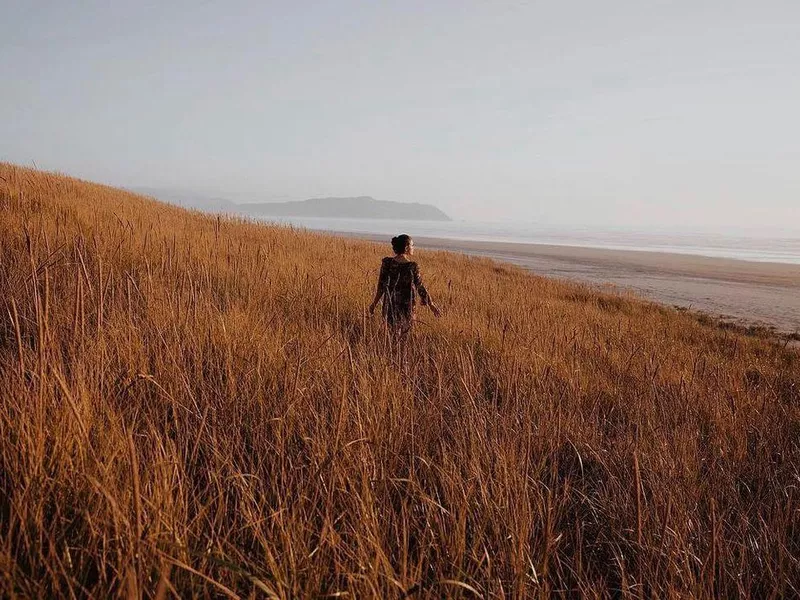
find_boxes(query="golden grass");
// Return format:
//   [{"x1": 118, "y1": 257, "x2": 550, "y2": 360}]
[{"x1": 0, "y1": 163, "x2": 798, "y2": 598}]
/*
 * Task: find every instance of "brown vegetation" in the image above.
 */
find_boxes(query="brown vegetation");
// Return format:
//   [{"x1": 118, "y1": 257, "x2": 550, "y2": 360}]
[{"x1": 0, "y1": 163, "x2": 798, "y2": 598}]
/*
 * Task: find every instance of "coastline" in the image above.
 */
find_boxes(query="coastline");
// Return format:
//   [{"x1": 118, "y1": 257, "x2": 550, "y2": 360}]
[{"x1": 351, "y1": 233, "x2": 800, "y2": 336}]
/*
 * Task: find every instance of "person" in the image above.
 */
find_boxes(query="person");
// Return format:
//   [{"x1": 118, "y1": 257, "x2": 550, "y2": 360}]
[{"x1": 368, "y1": 234, "x2": 440, "y2": 336}]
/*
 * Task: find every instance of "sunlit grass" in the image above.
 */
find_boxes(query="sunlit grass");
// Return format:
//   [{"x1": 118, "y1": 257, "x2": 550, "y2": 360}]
[{"x1": 1, "y1": 163, "x2": 798, "y2": 598}]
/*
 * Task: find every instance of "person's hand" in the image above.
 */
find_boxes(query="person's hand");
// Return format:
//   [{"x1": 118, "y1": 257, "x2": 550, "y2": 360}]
[{"x1": 430, "y1": 303, "x2": 441, "y2": 318}]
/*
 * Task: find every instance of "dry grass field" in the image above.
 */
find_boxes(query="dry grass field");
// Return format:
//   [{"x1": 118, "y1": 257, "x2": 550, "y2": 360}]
[{"x1": 0, "y1": 163, "x2": 798, "y2": 598}]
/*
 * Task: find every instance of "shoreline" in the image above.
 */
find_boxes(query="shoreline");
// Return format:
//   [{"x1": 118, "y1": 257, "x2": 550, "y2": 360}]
[{"x1": 348, "y1": 232, "x2": 800, "y2": 336}]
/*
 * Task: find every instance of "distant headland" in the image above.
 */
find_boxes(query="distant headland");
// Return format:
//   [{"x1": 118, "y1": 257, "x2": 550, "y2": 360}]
[
  {"x1": 241, "y1": 196, "x2": 451, "y2": 221},
  {"x1": 132, "y1": 188, "x2": 451, "y2": 221}
]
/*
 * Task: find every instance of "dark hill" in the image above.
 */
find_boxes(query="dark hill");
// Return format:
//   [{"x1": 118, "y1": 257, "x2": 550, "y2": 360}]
[
  {"x1": 132, "y1": 189, "x2": 451, "y2": 221},
  {"x1": 241, "y1": 196, "x2": 451, "y2": 221}
]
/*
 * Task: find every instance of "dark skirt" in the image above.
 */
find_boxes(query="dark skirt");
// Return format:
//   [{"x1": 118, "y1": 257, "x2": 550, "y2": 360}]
[{"x1": 383, "y1": 302, "x2": 413, "y2": 332}]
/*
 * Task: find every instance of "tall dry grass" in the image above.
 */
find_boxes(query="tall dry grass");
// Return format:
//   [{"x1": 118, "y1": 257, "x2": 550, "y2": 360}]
[{"x1": 0, "y1": 163, "x2": 798, "y2": 598}]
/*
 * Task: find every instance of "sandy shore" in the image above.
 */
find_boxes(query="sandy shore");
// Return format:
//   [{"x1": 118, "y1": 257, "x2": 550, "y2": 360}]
[{"x1": 354, "y1": 234, "x2": 800, "y2": 335}]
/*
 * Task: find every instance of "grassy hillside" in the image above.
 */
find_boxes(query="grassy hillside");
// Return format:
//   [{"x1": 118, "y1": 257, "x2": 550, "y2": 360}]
[{"x1": 0, "y1": 164, "x2": 798, "y2": 598}]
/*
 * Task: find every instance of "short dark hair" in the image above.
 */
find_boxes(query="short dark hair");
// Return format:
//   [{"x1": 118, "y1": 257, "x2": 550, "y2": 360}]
[{"x1": 391, "y1": 234, "x2": 411, "y2": 255}]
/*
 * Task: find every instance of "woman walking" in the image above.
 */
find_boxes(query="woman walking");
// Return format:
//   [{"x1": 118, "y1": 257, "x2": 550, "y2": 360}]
[{"x1": 368, "y1": 234, "x2": 440, "y2": 337}]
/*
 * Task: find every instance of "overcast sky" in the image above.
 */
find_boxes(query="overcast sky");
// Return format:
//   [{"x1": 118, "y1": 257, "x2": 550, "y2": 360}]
[{"x1": 2, "y1": 1, "x2": 799, "y2": 230}]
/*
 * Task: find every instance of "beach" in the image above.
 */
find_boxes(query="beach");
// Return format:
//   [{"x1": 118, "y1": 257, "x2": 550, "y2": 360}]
[{"x1": 357, "y1": 234, "x2": 800, "y2": 335}]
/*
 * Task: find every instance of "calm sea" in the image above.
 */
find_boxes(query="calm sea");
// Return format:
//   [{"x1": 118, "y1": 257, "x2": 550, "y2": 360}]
[{"x1": 258, "y1": 217, "x2": 800, "y2": 265}]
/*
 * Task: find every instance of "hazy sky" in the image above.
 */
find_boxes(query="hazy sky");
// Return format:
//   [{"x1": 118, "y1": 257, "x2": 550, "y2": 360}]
[{"x1": 2, "y1": 1, "x2": 799, "y2": 230}]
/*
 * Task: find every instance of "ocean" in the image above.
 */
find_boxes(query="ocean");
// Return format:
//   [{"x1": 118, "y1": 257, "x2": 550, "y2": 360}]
[{"x1": 257, "y1": 217, "x2": 800, "y2": 265}]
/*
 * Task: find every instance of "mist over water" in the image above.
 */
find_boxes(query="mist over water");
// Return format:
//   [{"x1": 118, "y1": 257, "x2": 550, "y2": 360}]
[{"x1": 259, "y1": 217, "x2": 800, "y2": 265}]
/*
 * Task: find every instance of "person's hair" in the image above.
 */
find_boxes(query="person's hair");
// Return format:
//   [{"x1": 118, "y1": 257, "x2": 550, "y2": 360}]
[{"x1": 391, "y1": 234, "x2": 411, "y2": 255}]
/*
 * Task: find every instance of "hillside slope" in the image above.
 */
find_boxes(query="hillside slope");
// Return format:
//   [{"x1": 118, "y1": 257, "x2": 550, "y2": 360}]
[{"x1": 0, "y1": 164, "x2": 798, "y2": 598}]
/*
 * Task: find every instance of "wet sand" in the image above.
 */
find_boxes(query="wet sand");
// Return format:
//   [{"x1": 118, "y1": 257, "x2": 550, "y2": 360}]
[{"x1": 355, "y1": 234, "x2": 800, "y2": 335}]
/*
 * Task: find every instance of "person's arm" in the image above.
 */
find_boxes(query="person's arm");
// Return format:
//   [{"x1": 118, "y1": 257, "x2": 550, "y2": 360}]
[
  {"x1": 368, "y1": 261, "x2": 388, "y2": 314},
  {"x1": 413, "y1": 264, "x2": 441, "y2": 318}
]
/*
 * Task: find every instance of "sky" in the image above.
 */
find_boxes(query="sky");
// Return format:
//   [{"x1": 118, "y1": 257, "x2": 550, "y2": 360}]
[{"x1": 2, "y1": 1, "x2": 799, "y2": 230}]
